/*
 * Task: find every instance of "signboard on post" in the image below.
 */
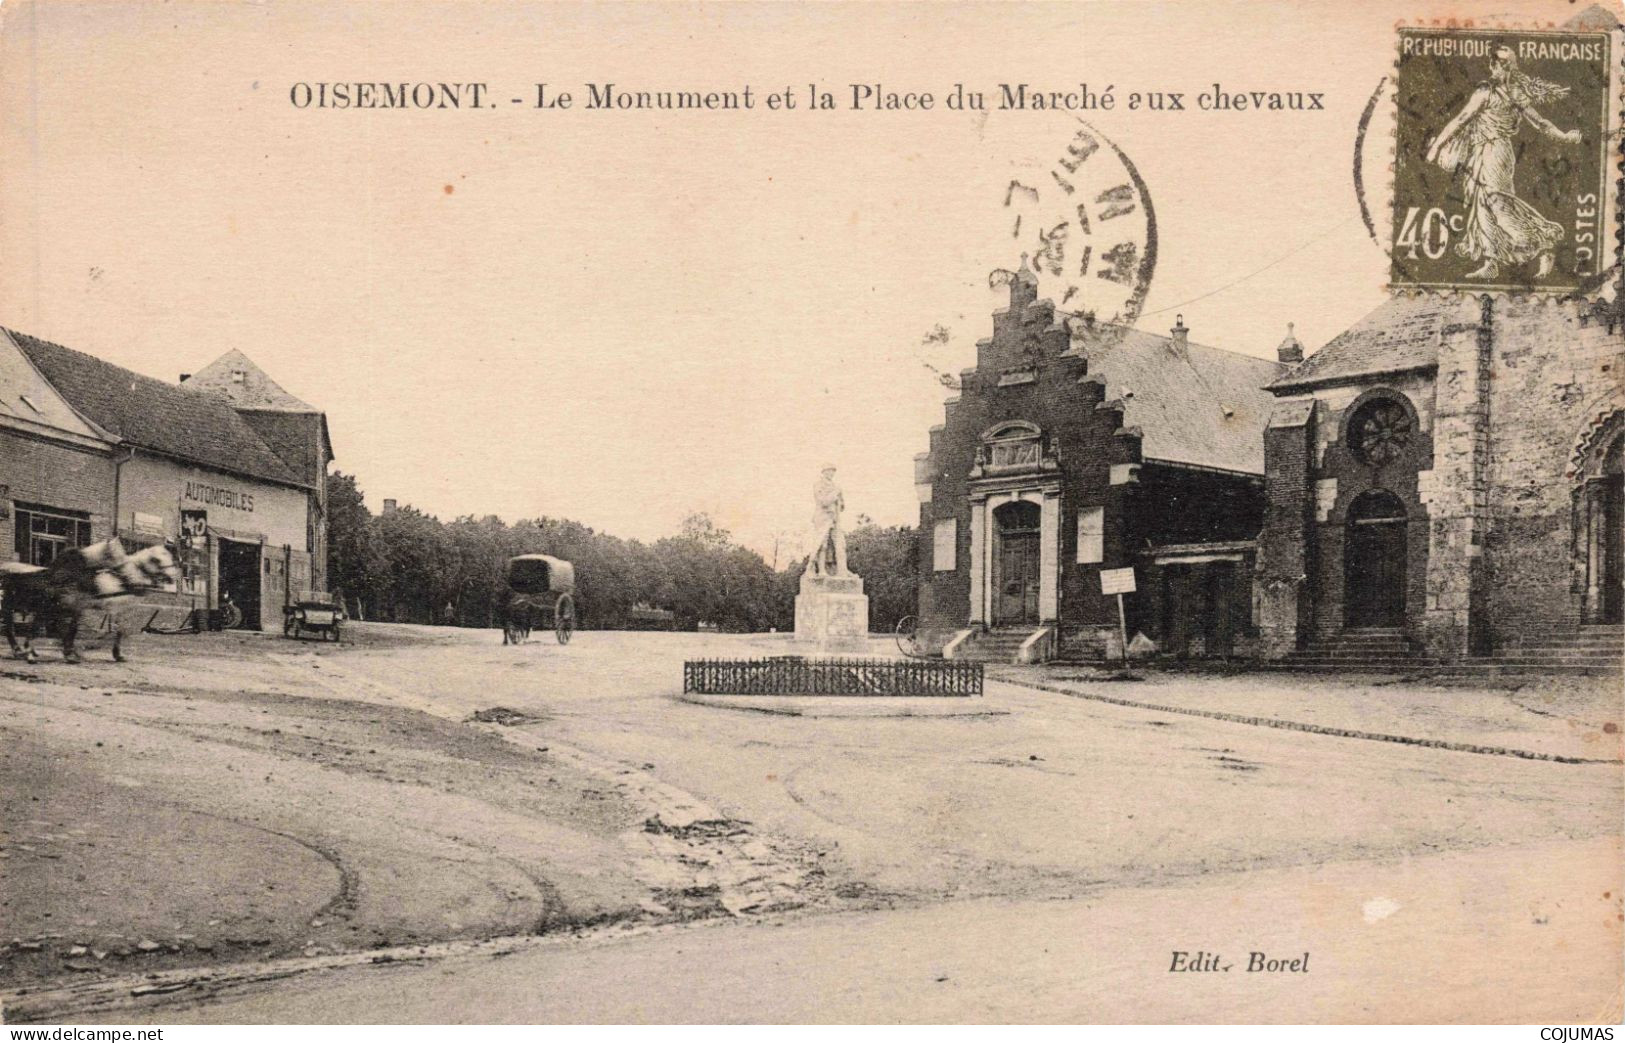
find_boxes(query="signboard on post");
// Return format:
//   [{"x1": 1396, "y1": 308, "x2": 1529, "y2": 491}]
[
  {"x1": 1100, "y1": 567, "x2": 1136, "y2": 665},
  {"x1": 1100, "y1": 568, "x2": 1136, "y2": 596}
]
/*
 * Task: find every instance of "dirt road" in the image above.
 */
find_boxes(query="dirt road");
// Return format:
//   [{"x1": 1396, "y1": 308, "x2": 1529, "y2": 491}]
[{"x1": 2, "y1": 623, "x2": 1618, "y2": 1022}]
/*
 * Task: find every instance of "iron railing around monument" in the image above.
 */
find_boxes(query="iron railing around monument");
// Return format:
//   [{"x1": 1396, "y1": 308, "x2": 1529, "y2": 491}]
[{"x1": 682, "y1": 656, "x2": 982, "y2": 698}]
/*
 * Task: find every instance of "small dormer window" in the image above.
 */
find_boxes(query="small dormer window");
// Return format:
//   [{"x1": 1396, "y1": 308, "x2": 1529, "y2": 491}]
[{"x1": 231, "y1": 370, "x2": 246, "y2": 384}]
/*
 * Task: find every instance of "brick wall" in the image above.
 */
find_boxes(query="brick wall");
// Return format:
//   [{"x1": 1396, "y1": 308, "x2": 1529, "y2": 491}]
[
  {"x1": 917, "y1": 280, "x2": 1144, "y2": 648},
  {"x1": 0, "y1": 428, "x2": 114, "y2": 560},
  {"x1": 915, "y1": 277, "x2": 1268, "y2": 655}
]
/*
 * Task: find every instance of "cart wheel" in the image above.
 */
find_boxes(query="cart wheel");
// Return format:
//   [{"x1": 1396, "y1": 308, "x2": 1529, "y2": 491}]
[
  {"x1": 555, "y1": 594, "x2": 575, "y2": 645},
  {"x1": 894, "y1": 615, "x2": 924, "y2": 658}
]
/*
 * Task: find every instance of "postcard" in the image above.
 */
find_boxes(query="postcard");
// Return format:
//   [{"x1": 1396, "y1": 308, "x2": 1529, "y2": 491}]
[{"x1": 0, "y1": 0, "x2": 1620, "y2": 1026}]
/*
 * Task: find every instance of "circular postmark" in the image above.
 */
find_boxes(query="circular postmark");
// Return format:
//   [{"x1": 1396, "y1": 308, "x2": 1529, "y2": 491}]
[
  {"x1": 992, "y1": 118, "x2": 1158, "y2": 344},
  {"x1": 914, "y1": 118, "x2": 1157, "y2": 389}
]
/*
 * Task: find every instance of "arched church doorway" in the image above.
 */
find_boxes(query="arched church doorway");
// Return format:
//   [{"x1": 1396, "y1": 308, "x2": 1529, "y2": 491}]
[
  {"x1": 1345, "y1": 490, "x2": 1408, "y2": 629},
  {"x1": 992, "y1": 500, "x2": 1041, "y2": 626}
]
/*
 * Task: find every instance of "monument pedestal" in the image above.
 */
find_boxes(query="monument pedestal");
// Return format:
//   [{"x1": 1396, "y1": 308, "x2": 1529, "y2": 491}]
[{"x1": 794, "y1": 571, "x2": 870, "y2": 654}]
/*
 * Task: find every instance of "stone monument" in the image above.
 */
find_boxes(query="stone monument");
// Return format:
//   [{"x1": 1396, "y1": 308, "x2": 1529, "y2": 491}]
[{"x1": 794, "y1": 465, "x2": 870, "y2": 653}]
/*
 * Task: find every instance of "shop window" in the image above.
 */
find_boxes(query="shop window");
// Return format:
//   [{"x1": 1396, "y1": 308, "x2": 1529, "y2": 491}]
[
  {"x1": 1076, "y1": 507, "x2": 1104, "y2": 564},
  {"x1": 933, "y1": 519, "x2": 957, "y2": 571},
  {"x1": 14, "y1": 503, "x2": 92, "y2": 566}
]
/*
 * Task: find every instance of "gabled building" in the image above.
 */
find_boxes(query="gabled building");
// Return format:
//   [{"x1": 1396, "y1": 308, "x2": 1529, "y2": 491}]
[
  {"x1": 914, "y1": 260, "x2": 1285, "y2": 661},
  {"x1": 1258, "y1": 291, "x2": 1624, "y2": 661},
  {"x1": 0, "y1": 331, "x2": 116, "y2": 565},
  {"x1": 181, "y1": 350, "x2": 335, "y2": 596},
  {"x1": 0, "y1": 328, "x2": 333, "y2": 630}
]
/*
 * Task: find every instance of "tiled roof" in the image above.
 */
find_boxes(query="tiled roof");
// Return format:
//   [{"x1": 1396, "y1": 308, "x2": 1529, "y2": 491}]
[
  {"x1": 1068, "y1": 320, "x2": 1285, "y2": 475},
  {"x1": 7, "y1": 329, "x2": 306, "y2": 487},
  {"x1": 1267, "y1": 295, "x2": 1478, "y2": 391},
  {"x1": 184, "y1": 349, "x2": 318, "y2": 411},
  {"x1": 0, "y1": 329, "x2": 107, "y2": 442},
  {"x1": 236, "y1": 410, "x2": 323, "y2": 483}
]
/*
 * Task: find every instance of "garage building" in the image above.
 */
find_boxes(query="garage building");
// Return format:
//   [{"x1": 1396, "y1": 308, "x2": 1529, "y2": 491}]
[{"x1": 0, "y1": 327, "x2": 332, "y2": 630}]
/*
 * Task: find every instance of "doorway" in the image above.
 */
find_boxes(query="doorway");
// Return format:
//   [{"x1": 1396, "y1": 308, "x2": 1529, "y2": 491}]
[
  {"x1": 217, "y1": 538, "x2": 262, "y2": 630},
  {"x1": 992, "y1": 500, "x2": 1041, "y2": 626},
  {"x1": 1345, "y1": 490, "x2": 1407, "y2": 628},
  {"x1": 1156, "y1": 561, "x2": 1238, "y2": 657},
  {"x1": 1602, "y1": 432, "x2": 1623, "y2": 624}
]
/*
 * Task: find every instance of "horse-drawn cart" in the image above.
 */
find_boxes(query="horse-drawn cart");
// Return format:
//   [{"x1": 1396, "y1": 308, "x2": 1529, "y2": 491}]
[
  {"x1": 2, "y1": 541, "x2": 179, "y2": 663},
  {"x1": 503, "y1": 554, "x2": 576, "y2": 645}
]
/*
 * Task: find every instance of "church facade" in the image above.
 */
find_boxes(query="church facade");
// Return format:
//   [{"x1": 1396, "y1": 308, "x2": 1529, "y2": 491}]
[
  {"x1": 1258, "y1": 292, "x2": 1624, "y2": 659},
  {"x1": 914, "y1": 262, "x2": 1284, "y2": 661}
]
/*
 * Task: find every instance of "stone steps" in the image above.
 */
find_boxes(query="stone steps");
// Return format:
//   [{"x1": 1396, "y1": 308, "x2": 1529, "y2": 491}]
[
  {"x1": 953, "y1": 628, "x2": 1040, "y2": 664},
  {"x1": 1273, "y1": 620, "x2": 1621, "y2": 676},
  {"x1": 1482, "y1": 625, "x2": 1622, "y2": 675},
  {"x1": 1267, "y1": 661, "x2": 1613, "y2": 677}
]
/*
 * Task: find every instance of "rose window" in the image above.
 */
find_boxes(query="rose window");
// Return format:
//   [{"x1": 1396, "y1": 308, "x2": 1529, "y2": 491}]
[{"x1": 1351, "y1": 400, "x2": 1412, "y2": 466}]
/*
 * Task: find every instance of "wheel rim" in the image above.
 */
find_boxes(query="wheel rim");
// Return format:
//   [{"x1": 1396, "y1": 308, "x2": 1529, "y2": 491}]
[{"x1": 894, "y1": 615, "x2": 920, "y2": 657}]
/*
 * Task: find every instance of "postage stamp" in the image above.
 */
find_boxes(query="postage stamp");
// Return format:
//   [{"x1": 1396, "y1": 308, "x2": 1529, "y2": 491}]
[{"x1": 1391, "y1": 26, "x2": 1618, "y2": 294}]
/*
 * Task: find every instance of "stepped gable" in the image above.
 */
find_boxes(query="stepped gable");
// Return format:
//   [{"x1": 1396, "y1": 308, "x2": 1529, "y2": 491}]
[{"x1": 7, "y1": 328, "x2": 305, "y2": 488}]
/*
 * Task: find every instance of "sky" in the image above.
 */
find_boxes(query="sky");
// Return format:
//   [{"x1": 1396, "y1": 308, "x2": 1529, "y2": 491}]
[{"x1": 1, "y1": 0, "x2": 1609, "y2": 560}]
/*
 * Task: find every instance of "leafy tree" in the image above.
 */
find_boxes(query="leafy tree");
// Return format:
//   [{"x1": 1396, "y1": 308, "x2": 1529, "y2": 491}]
[
  {"x1": 324, "y1": 471, "x2": 385, "y2": 618},
  {"x1": 845, "y1": 522, "x2": 918, "y2": 632},
  {"x1": 325, "y1": 477, "x2": 922, "y2": 634}
]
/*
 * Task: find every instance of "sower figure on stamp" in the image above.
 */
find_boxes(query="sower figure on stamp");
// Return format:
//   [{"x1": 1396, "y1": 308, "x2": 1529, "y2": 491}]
[
  {"x1": 806, "y1": 465, "x2": 847, "y2": 577},
  {"x1": 1426, "y1": 45, "x2": 1582, "y2": 280}
]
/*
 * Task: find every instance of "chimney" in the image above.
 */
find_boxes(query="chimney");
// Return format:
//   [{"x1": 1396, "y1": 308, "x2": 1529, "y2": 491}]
[
  {"x1": 1276, "y1": 322, "x2": 1304, "y2": 365},
  {"x1": 1169, "y1": 314, "x2": 1189, "y2": 356},
  {"x1": 1010, "y1": 252, "x2": 1039, "y2": 310},
  {"x1": 382, "y1": 498, "x2": 398, "y2": 514}
]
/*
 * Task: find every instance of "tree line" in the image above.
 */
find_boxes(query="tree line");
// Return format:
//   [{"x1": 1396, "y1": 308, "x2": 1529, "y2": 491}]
[{"x1": 325, "y1": 471, "x2": 917, "y2": 633}]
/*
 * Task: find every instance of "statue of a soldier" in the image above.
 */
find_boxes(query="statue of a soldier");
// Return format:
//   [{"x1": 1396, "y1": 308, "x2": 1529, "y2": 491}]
[{"x1": 807, "y1": 465, "x2": 846, "y2": 577}]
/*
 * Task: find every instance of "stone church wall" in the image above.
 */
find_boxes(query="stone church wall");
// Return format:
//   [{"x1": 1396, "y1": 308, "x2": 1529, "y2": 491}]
[{"x1": 1481, "y1": 296, "x2": 1624, "y2": 633}]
